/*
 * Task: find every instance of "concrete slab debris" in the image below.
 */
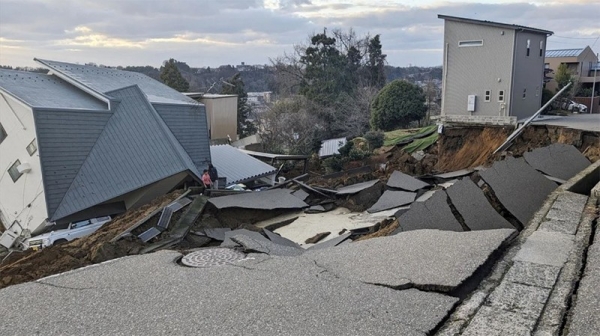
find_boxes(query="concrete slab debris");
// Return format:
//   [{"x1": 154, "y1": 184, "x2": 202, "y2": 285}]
[
  {"x1": 291, "y1": 189, "x2": 309, "y2": 201},
  {"x1": 203, "y1": 227, "x2": 231, "y2": 241},
  {"x1": 415, "y1": 189, "x2": 436, "y2": 202},
  {"x1": 479, "y1": 157, "x2": 557, "y2": 226},
  {"x1": 393, "y1": 206, "x2": 410, "y2": 219},
  {"x1": 138, "y1": 227, "x2": 162, "y2": 243},
  {"x1": 434, "y1": 169, "x2": 474, "y2": 180},
  {"x1": 305, "y1": 205, "x2": 326, "y2": 213},
  {"x1": 393, "y1": 191, "x2": 464, "y2": 233},
  {"x1": 445, "y1": 179, "x2": 515, "y2": 231},
  {"x1": 387, "y1": 170, "x2": 430, "y2": 191},
  {"x1": 308, "y1": 229, "x2": 515, "y2": 291},
  {"x1": 208, "y1": 189, "x2": 309, "y2": 210},
  {"x1": 1, "y1": 251, "x2": 459, "y2": 335},
  {"x1": 523, "y1": 143, "x2": 590, "y2": 181},
  {"x1": 231, "y1": 235, "x2": 304, "y2": 256},
  {"x1": 335, "y1": 179, "x2": 380, "y2": 195},
  {"x1": 307, "y1": 233, "x2": 352, "y2": 251},
  {"x1": 262, "y1": 229, "x2": 302, "y2": 249},
  {"x1": 513, "y1": 231, "x2": 574, "y2": 267},
  {"x1": 221, "y1": 229, "x2": 270, "y2": 248},
  {"x1": 367, "y1": 190, "x2": 416, "y2": 213}
]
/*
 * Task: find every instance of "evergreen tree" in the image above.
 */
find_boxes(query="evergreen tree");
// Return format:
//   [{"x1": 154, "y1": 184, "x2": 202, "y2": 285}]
[
  {"x1": 221, "y1": 73, "x2": 257, "y2": 138},
  {"x1": 370, "y1": 80, "x2": 426, "y2": 131},
  {"x1": 366, "y1": 35, "x2": 387, "y2": 89},
  {"x1": 159, "y1": 58, "x2": 189, "y2": 92}
]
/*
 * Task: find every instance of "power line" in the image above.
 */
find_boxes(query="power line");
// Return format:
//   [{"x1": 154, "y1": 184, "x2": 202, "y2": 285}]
[{"x1": 551, "y1": 35, "x2": 599, "y2": 40}]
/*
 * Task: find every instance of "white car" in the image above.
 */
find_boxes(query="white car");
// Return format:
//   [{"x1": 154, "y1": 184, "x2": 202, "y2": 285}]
[
  {"x1": 562, "y1": 100, "x2": 588, "y2": 113},
  {"x1": 23, "y1": 216, "x2": 111, "y2": 250}
]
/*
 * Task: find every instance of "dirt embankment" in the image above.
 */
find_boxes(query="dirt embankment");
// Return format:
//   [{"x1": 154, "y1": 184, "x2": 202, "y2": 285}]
[{"x1": 0, "y1": 191, "x2": 183, "y2": 289}]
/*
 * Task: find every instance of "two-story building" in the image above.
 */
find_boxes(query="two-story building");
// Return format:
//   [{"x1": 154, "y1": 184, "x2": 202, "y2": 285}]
[
  {"x1": 544, "y1": 46, "x2": 599, "y2": 97},
  {"x1": 438, "y1": 15, "x2": 553, "y2": 124}
]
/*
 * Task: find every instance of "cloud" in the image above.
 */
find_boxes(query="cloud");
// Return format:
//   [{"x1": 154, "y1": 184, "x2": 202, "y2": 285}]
[{"x1": 0, "y1": 0, "x2": 598, "y2": 68}]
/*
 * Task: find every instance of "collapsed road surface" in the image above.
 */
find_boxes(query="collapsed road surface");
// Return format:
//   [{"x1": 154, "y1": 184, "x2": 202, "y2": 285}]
[{"x1": 0, "y1": 229, "x2": 516, "y2": 336}]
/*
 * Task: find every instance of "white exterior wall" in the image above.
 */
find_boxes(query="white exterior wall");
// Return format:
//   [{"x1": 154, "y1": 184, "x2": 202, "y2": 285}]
[{"x1": 0, "y1": 92, "x2": 48, "y2": 233}]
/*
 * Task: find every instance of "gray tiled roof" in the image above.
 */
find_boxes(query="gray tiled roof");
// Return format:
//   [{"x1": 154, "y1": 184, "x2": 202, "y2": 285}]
[
  {"x1": 545, "y1": 49, "x2": 584, "y2": 58},
  {"x1": 50, "y1": 85, "x2": 201, "y2": 221},
  {"x1": 210, "y1": 145, "x2": 277, "y2": 185},
  {"x1": 35, "y1": 59, "x2": 197, "y2": 105},
  {"x1": 0, "y1": 69, "x2": 107, "y2": 109}
]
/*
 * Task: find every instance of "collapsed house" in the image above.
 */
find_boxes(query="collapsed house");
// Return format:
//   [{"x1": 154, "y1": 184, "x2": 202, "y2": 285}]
[{"x1": 0, "y1": 59, "x2": 210, "y2": 241}]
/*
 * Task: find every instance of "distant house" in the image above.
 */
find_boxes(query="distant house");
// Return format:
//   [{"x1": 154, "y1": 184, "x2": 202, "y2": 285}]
[
  {"x1": 544, "y1": 47, "x2": 599, "y2": 93},
  {"x1": 186, "y1": 93, "x2": 238, "y2": 142},
  {"x1": 0, "y1": 59, "x2": 210, "y2": 237},
  {"x1": 438, "y1": 15, "x2": 553, "y2": 124}
]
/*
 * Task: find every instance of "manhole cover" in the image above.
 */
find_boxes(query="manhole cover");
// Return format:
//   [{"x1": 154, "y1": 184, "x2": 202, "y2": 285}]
[{"x1": 181, "y1": 248, "x2": 250, "y2": 268}]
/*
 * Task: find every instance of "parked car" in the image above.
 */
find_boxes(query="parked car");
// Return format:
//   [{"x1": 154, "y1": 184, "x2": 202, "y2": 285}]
[
  {"x1": 561, "y1": 100, "x2": 588, "y2": 113},
  {"x1": 22, "y1": 216, "x2": 111, "y2": 250}
]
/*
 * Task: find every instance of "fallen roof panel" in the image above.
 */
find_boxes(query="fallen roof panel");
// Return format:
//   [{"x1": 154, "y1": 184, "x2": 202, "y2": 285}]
[
  {"x1": 367, "y1": 190, "x2": 416, "y2": 213},
  {"x1": 393, "y1": 191, "x2": 464, "y2": 233},
  {"x1": 523, "y1": 144, "x2": 590, "y2": 181},
  {"x1": 210, "y1": 145, "x2": 277, "y2": 185},
  {"x1": 208, "y1": 189, "x2": 309, "y2": 210},
  {"x1": 479, "y1": 157, "x2": 557, "y2": 226},
  {"x1": 387, "y1": 171, "x2": 430, "y2": 191},
  {"x1": 445, "y1": 179, "x2": 516, "y2": 231}
]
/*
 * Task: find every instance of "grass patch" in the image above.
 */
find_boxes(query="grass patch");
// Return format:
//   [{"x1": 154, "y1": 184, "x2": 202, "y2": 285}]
[{"x1": 402, "y1": 131, "x2": 439, "y2": 153}]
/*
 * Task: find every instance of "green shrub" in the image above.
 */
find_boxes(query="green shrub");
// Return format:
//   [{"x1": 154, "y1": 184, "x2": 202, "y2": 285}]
[
  {"x1": 348, "y1": 147, "x2": 371, "y2": 161},
  {"x1": 323, "y1": 155, "x2": 346, "y2": 172},
  {"x1": 338, "y1": 140, "x2": 354, "y2": 157},
  {"x1": 364, "y1": 130, "x2": 384, "y2": 150}
]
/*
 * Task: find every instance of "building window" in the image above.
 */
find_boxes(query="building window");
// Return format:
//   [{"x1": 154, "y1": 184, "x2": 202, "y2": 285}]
[
  {"x1": 526, "y1": 39, "x2": 530, "y2": 56},
  {"x1": 498, "y1": 91, "x2": 505, "y2": 102},
  {"x1": 26, "y1": 139, "x2": 37, "y2": 156},
  {"x1": 8, "y1": 160, "x2": 22, "y2": 182},
  {"x1": 539, "y1": 41, "x2": 544, "y2": 57},
  {"x1": 523, "y1": 88, "x2": 527, "y2": 99},
  {"x1": 484, "y1": 90, "x2": 491, "y2": 102},
  {"x1": 0, "y1": 122, "x2": 6, "y2": 145},
  {"x1": 458, "y1": 40, "x2": 483, "y2": 47}
]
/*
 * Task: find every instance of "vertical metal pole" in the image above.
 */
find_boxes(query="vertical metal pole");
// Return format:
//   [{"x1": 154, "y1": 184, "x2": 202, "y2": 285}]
[{"x1": 591, "y1": 54, "x2": 598, "y2": 114}]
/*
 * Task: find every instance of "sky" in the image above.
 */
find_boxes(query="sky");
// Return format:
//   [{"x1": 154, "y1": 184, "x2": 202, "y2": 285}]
[{"x1": 0, "y1": 0, "x2": 598, "y2": 68}]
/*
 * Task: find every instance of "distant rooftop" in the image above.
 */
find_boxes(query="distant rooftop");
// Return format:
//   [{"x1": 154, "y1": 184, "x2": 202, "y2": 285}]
[
  {"x1": 0, "y1": 69, "x2": 107, "y2": 110},
  {"x1": 545, "y1": 49, "x2": 585, "y2": 58},
  {"x1": 438, "y1": 14, "x2": 553, "y2": 36}
]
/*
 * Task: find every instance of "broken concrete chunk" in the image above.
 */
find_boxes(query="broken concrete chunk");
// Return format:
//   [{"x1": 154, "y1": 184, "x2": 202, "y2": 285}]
[
  {"x1": 308, "y1": 229, "x2": 516, "y2": 292},
  {"x1": 208, "y1": 189, "x2": 309, "y2": 210},
  {"x1": 394, "y1": 191, "x2": 464, "y2": 233},
  {"x1": 335, "y1": 180, "x2": 380, "y2": 195},
  {"x1": 307, "y1": 233, "x2": 352, "y2": 251},
  {"x1": 263, "y1": 229, "x2": 302, "y2": 249},
  {"x1": 445, "y1": 179, "x2": 515, "y2": 231},
  {"x1": 523, "y1": 143, "x2": 590, "y2": 181},
  {"x1": 479, "y1": 157, "x2": 557, "y2": 226},
  {"x1": 387, "y1": 170, "x2": 430, "y2": 191},
  {"x1": 305, "y1": 232, "x2": 330, "y2": 244},
  {"x1": 291, "y1": 189, "x2": 310, "y2": 201},
  {"x1": 305, "y1": 205, "x2": 326, "y2": 213},
  {"x1": 231, "y1": 235, "x2": 304, "y2": 256},
  {"x1": 221, "y1": 229, "x2": 270, "y2": 248},
  {"x1": 434, "y1": 169, "x2": 474, "y2": 180},
  {"x1": 367, "y1": 190, "x2": 416, "y2": 213},
  {"x1": 203, "y1": 227, "x2": 231, "y2": 241}
]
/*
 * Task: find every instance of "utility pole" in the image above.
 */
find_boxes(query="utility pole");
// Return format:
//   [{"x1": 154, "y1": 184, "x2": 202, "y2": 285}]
[{"x1": 591, "y1": 53, "x2": 598, "y2": 114}]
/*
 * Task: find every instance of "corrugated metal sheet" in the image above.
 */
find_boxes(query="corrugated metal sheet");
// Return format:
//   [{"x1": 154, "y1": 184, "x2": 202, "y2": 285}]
[
  {"x1": 51, "y1": 85, "x2": 201, "y2": 221},
  {"x1": 545, "y1": 49, "x2": 584, "y2": 58},
  {"x1": 154, "y1": 104, "x2": 211, "y2": 170},
  {"x1": 210, "y1": 145, "x2": 277, "y2": 185},
  {"x1": 35, "y1": 59, "x2": 197, "y2": 105},
  {"x1": 319, "y1": 137, "x2": 347, "y2": 157},
  {"x1": 0, "y1": 69, "x2": 107, "y2": 109}
]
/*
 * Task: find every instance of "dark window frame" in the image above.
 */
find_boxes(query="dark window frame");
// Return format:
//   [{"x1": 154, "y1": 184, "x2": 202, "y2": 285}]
[
  {"x1": 0, "y1": 122, "x2": 6, "y2": 145},
  {"x1": 8, "y1": 159, "x2": 22, "y2": 182},
  {"x1": 26, "y1": 138, "x2": 37, "y2": 156}
]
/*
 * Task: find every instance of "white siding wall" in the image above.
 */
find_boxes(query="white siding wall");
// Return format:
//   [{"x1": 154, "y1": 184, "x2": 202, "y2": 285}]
[
  {"x1": 510, "y1": 31, "x2": 547, "y2": 120},
  {"x1": 442, "y1": 21, "x2": 515, "y2": 117},
  {"x1": 0, "y1": 93, "x2": 48, "y2": 233}
]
